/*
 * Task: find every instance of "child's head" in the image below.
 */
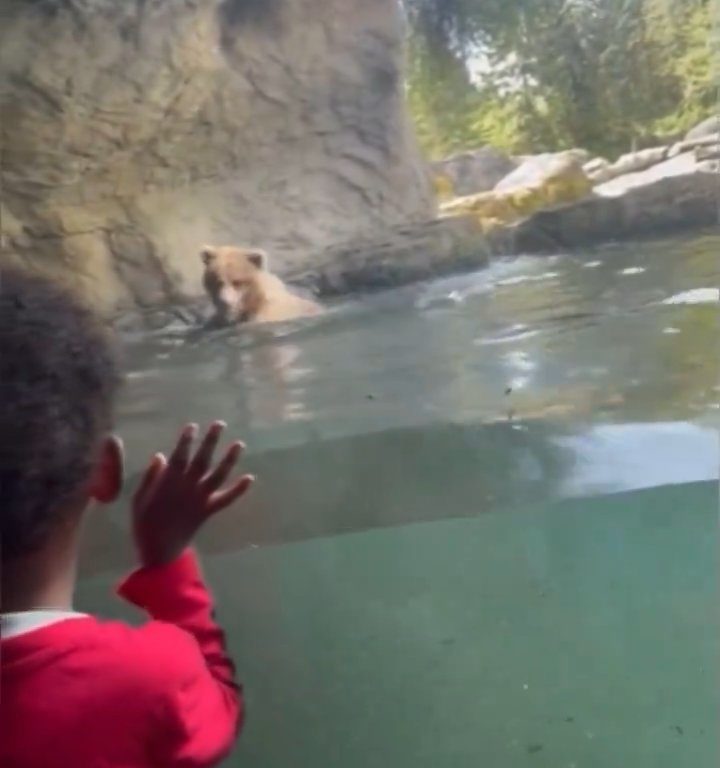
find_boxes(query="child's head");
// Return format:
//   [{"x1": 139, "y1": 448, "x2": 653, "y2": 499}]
[{"x1": 0, "y1": 268, "x2": 124, "y2": 564}]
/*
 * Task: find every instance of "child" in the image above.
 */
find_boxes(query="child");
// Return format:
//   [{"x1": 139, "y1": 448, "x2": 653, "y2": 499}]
[{"x1": 0, "y1": 267, "x2": 254, "y2": 768}]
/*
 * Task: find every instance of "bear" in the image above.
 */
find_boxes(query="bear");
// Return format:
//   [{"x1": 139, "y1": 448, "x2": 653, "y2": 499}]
[{"x1": 200, "y1": 244, "x2": 322, "y2": 325}]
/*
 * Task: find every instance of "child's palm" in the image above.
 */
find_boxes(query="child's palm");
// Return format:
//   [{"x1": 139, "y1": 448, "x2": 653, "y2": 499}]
[{"x1": 132, "y1": 422, "x2": 253, "y2": 566}]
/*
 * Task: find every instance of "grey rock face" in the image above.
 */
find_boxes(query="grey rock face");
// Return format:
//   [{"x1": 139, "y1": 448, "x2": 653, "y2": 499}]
[{"x1": 0, "y1": 0, "x2": 434, "y2": 312}]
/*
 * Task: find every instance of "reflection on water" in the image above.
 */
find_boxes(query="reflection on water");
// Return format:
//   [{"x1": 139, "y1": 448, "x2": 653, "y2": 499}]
[{"x1": 78, "y1": 232, "x2": 719, "y2": 767}]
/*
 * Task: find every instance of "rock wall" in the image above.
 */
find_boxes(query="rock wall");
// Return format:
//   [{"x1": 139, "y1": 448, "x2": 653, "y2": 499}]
[{"x1": 0, "y1": 0, "x2": 434, "y2": 312}]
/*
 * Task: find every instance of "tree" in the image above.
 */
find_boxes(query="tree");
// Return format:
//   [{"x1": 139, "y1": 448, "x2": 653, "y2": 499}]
[{"x1": 404, "y1": 0, "x2": 715, "y2": 159}]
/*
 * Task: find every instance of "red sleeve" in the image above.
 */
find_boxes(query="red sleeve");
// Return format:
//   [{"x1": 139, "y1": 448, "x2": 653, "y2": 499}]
[{"x1": 117, "y1": 549, "x2": 243, "y2": 767}]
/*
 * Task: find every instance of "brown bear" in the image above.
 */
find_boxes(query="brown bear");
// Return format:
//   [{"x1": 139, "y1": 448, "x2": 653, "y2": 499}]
[{"x1": 200, "y1": 245, "x2": 322, "y2": 325}]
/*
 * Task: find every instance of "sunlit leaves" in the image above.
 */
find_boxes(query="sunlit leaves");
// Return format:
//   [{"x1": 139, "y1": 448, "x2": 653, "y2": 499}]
[{"x1": 404, "y1": 0, "x2": 715, "y2": 158}]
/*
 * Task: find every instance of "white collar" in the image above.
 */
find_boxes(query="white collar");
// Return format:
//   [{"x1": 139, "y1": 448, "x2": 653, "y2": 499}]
[{"x1": 1, "y1": 610, "x2": 87, "y2": 639}]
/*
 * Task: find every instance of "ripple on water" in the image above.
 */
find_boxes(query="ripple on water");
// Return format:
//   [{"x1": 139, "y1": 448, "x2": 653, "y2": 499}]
[
  {"x1": 496, "y1": 271, "x2": 560, "y2": 288},
  {"x1": 662, "y1": 287, "x2": 719, "y2": 305},
  {"x1": 475, "y1": 325, "x2": 543, "y2": 346},
  {"x1": 125, "y1": 366, "x2": 169, "y2": 381},
  {"x1": 502, "y1": 350, "x2": 537, "y2": 373}
]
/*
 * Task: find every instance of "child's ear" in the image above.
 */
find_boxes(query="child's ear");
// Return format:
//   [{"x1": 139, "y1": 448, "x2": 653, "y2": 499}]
[{"x1": 88, "y1": 435, "x2": 124, "y2": 504}]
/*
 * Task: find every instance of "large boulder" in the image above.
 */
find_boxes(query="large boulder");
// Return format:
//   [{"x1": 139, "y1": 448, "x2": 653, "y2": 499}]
[
  {"x1": 500, "y1": 152, "x2": 718, "y2": 252},
  {"x1": 493, "y1": 149, "x2": 591, "y2": 192},
  {"x1": 439, "y1": 150, "x2": 592, "y2": 233},
  {"x1": 604, "y1": 145, "x2": 669, "y2": 177},
  {"x1": 669, "y1": 134, "x2": 720, "y2": 158},
  {"x1": 431, "y1": 147, "x2": 518, "y2": 197},
  {"x1": 695, "y1": 143, "x2": 720, "y2": 162},
  {"x1": 583, "y1": 146, "x2": 671, "y2": 186},
  {"x1": 0, "y1": 0, "x2": 434, "y2": 313},
  {"x1": 583, "y1": 157, "x2": 614, "y2": 184},
  {"x1": 685, "y1": 116, "x2": 720, "y2": 141}
]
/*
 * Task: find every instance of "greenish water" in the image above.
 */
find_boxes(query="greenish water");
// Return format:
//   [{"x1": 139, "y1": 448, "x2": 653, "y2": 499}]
[{"x1": 77, "y1": 232, "x2": 719, "y2": 766}]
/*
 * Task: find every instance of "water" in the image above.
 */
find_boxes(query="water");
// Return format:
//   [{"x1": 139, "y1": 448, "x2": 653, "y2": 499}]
[{"x1": 77, "y1": 232, "x2": 719, "y2": 767}]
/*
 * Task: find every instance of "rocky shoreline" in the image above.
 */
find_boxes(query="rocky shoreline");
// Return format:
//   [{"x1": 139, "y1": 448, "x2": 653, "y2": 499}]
[
  {"x1": 294, "y1": 119, "x2": 720, "y2": 298},
  {"x1": 492, "y1": 151, "x2": 719, "y2": 255}
]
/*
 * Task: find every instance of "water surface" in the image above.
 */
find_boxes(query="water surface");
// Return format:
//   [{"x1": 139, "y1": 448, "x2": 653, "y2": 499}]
[{"x1": 79, "y1": 232, "x2": 719, "y2": 767}]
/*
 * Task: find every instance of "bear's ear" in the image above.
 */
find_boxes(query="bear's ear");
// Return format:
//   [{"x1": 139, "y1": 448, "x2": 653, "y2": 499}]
[
  {"x1": 200, "y1": 245, "x2": 216, "y2": 265},
  {"x1": 247, "y1": 249, "x2": 269, "y2": 270}
]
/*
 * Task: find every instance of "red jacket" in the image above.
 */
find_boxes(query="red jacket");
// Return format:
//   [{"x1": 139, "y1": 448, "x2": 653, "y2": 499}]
[{"x1": 1, "y1": 550, "x2": 243, "y2": 768}]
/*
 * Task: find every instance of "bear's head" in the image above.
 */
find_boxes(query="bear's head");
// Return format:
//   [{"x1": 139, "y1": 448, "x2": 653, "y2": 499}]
[{"x1": 200, "y1": 245, "x2": 269, "y2": 323}]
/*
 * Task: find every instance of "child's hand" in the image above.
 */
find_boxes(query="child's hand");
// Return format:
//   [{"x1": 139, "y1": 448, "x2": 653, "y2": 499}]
[{"x1": 132, "y1": 421, "x2": 254, "y2": 567}]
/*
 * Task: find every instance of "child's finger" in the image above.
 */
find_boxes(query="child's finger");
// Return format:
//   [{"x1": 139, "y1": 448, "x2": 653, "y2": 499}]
[
  {"x1": 207, "y1": 475, "x2": 255, "y2": 515},
  {"x1": 187, "y1": 421, "x2": 225, "y2": 480},
  {"x1": 200, "y1": 441, "x2": 245, "y2": 492},
  {"x1": 168, "y1": 423, "x2": 198, "y2": 471},
  {"x1": 132, "y1": 453, "x2": 167, "y2": 506}
]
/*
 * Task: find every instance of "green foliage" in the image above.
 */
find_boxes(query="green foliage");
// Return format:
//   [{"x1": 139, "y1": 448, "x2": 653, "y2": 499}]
[
  {"x1": 646, "y1": 1, "x2": 717, "y2": 136},
  {"x1": 406, "y1": 35, "x2": 482, "y2": 158},
  {"x1": 404, "y1": 0, "x2": 716, "y2": 160}
]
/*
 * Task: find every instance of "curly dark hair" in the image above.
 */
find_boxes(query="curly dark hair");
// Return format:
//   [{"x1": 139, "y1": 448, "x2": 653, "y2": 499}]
[{"x1": 0, "y1": 267, "x2": 121, "y2": 561}]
